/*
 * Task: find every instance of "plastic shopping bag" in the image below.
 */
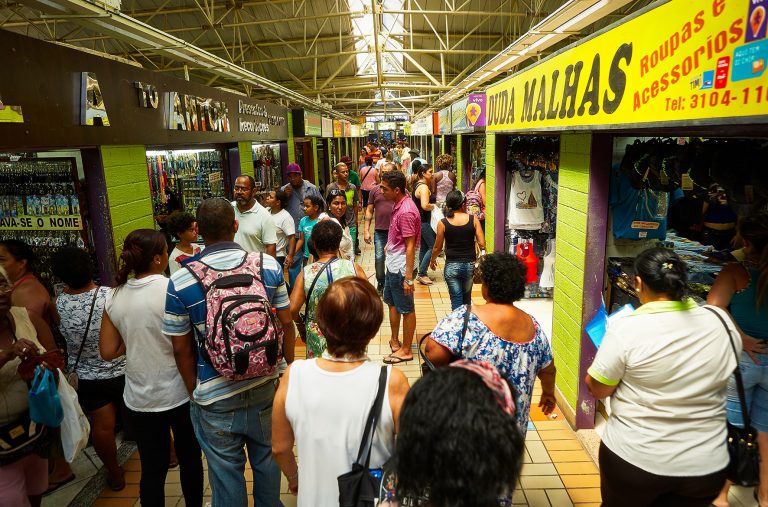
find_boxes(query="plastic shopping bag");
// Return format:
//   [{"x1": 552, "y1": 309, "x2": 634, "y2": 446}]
[
  {"x1": 29, "y1": 366, "x2": 63, "y2": 428},
  {"x1": 430, "y1": 205, "x2": 445, "y2": 233},
  {"x1": 57, "y1": 369, "x2": 90, "y2": 462}
]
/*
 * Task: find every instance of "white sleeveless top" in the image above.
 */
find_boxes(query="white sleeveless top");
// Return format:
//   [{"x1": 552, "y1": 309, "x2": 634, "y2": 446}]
[
  {"x1": 508, "y1": 169, "x2": 544, "y2": 229},
  {"x1": 285, "y1": 360, "x2": 395, "y2": 507},
  {"x1": 105, "y1": 275, "x2": 188, "y2": 412}
]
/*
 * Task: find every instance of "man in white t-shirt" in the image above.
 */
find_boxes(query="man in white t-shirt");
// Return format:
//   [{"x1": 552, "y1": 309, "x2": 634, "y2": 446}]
[{"x1": 232, "y1": 175, "x2": 277, "y2": 257}]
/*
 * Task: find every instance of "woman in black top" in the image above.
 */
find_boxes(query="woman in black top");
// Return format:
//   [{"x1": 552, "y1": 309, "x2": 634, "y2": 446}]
[
  {"x1": 430, "y1": 190, "x2": 486, "y2": 309},
  {"x1": 412, "y1": 159, "x2": 437, "y2": 285}
]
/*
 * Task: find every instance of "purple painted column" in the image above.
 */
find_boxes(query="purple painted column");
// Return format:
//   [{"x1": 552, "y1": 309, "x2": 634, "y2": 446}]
[
  {"x1": 575, "y1": 133, "x2": 612, "y2": 429},
  {"x1": 81, "y1": 148, "x2": 117, "y2": 286},
  {"x1": 461, "y1": 135, "x2": 471, "y2": 193},
  {"x1": 280, "y1": 142, "x2": 289, "y2": 185},
  {"x1": 493, "y1": 134, "x2": 506, "y2": 252},
  {"x1": 227, "y1": 145, "x2": 242, "y2": 187}
]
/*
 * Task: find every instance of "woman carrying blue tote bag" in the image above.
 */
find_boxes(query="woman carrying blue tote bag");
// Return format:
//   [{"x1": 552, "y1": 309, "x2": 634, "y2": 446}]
[{"x1": 29, "y1": 365, "x2": 63, "y2": 428}]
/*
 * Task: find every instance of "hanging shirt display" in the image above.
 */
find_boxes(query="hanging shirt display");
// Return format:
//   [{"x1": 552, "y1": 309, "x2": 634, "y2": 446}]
[
  {"x1": 539, "y1": 239, "x2": 556, "y2": 289},
  {"x1": 507, "y1": 169, "x2": 544, "y2": 230},
  {"x1": 610, "y1": 166, "x2": 674, "y2": 240}
]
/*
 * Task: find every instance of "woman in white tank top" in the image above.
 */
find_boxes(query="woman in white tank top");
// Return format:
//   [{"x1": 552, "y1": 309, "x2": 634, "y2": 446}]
[{"x1": 272, "y1": 278, "x2": 410, "y2": 507}]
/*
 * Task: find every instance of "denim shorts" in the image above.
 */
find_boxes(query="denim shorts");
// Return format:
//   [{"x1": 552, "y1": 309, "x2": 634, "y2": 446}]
[
  {"x1": 726, "y1": 351, "x2": 768, "y2": 432},
  {"x1": 383, "y1": 270, "x2": 414, "y2": 315}
]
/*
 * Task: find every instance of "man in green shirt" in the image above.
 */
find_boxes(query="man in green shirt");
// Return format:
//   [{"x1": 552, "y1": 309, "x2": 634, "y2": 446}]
[{"x1": 341, "y1": 156, "x2": 361, "y2": 188}]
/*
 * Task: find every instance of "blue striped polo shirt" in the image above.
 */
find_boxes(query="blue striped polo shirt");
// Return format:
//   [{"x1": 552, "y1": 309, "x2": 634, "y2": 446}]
[{"x1": 162, "y1": 241, "x2": 290, "y2": 406}]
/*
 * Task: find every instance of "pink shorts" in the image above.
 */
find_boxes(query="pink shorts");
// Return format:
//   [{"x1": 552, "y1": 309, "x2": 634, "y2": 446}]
[{"x1": 0, "y1": 453, "x2": 48, "y2": 505}]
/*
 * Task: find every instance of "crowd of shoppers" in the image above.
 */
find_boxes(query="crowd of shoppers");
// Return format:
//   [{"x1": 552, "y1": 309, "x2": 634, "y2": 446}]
[{"x1": 9, "y1": 144, "x2": 768, "y2": 507}]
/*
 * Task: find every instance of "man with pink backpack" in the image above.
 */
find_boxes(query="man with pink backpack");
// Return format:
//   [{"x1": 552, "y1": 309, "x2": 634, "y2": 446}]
[{"x1": 163, "y1": 197, "x2": 296, "y2": 507}]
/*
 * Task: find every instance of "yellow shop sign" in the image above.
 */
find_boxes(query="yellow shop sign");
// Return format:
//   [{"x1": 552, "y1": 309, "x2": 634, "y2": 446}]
[
  {"x1": 486, "y1": 0, "x2": 768, "y2": 131},
  {"x1": 0, "y1": 215, "x2": 83, "y2": 231}
]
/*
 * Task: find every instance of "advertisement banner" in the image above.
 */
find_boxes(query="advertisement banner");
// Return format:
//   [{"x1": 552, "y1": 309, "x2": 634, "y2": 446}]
[
  {"x1": 0, "y1": 215, "x2": 83, "y2": 231},
  {"x1": 410, "y1": 116, "x2": 433, "y2": 135},
  {"x1": 321, "y1": 116, "x2": 333, "y2": 137},
  {"x1": 377, "y1": 121, "x2": 397, "y2": 131},
  {"x1": 451, "y1": 98, "x2": 470, "y2": 132},
  {"x1": 333, "y1": 119, "x2": 343, "y2": 137},
  {"x1": 467, "y1": 93, "x2": 487, "y2": 127},
  {"x1": 486, "y1": 0, "x2": 768, "y2": 132},
  {"x1": 351, "y1": 124, "x2": 360, "y2": 137},
  {"x1": 343, "y1": 120, "x2": 352, "y2": 137},
  {"x1": 438, "y1": 106, "x2": 452, "y2": 134},
  {"x1": 304, "y1": 110, "x2": 322, "y2": 136}
]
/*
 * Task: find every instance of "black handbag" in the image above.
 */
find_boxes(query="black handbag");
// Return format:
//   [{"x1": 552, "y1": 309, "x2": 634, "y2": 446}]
[
  {"x1": 704, "y1": 306, "x2": 760, "y2": 486},
  {"x1": 0, "y1": 412, "x2": 49, "y2": 466},
  {"x1": 338, "y1": 365, "x2": 388, "y2": 507},
  {"x1": 418, "y1": 303, "x2": 471, "y2": 377}
]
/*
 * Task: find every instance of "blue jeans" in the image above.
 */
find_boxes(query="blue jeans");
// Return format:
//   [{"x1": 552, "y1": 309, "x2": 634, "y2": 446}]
[
  {"x1": 374, "y1": 230, "x2": 388, "y2": 290},
  {"x1": 288, "y1": 255, "x2": 303, "y2": 293},
  {"x1": 190, "y1": 380, "x2": 282, "y2": 507},
  {"x1": 418, "y1": 222, "x2": 436, "y2": 277},
  {"x1": 444, "y1": 261, "x2": 474, "y2": 310},
  {"x1": 726, "y1": 351, "x2": 768, "y2": 432}
]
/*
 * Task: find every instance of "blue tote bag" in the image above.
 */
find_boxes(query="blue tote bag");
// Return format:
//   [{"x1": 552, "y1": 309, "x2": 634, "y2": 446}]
[{"x1": 29, "y1": 366, "x2": 63, "y2": 428}]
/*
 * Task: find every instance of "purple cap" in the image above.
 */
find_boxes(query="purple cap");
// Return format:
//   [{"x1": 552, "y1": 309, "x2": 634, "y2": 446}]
[{"x1": 287, "y1": 163, "x2": 302, "y2": 174}]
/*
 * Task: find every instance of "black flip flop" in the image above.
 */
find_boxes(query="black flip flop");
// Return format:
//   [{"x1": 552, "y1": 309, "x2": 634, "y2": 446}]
[{"x1": 383, "y1": 355, "x2": 413, "y2": 364}]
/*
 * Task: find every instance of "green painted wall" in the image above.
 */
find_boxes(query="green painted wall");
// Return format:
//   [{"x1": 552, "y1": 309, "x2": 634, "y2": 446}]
[
  {"x1": 551, "y1": 133, "x2": 592, "y2": 410},
  {"x1": 456, "y1": 134, "x2": 463, "y2": 190},
  {"x1": 101, "y1": 145, "x2": 154, "y2": 256},
  {"x1": 484, "y1": 133, "x2": 496, "y2": 252},
  {"x1": 312, "y1": 137, "x2": 319, "y2": 185},
  {"x1": 238, "y1": 141, "x2": 252, "y2": 178},
  {"x1": 287, "y1": 111, "x2": 296, "y2": 164}
]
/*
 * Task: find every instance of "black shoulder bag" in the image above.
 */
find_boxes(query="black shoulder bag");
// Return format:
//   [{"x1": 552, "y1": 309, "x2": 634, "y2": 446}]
[
  {"x1": 65, "y1": 288, "x2": 100, "y2": 391},
  {"x1": 338, "y1": 365, "x2": 388, "y2": 507},
  {"x1": 418, "y1": 303, "x2": 471, "y2": 377},
  {"x1": 704, "y1": 306, "x2": 760, "y2": 486}
]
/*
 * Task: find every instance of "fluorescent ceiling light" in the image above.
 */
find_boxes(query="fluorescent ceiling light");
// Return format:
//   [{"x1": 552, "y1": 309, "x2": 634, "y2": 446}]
[
  {"x1": 556, "y1": 0, "x2": 610, "y2": 32},
  {"x1": 521, "y1": 34, "x2": 557, "y2": 55}
]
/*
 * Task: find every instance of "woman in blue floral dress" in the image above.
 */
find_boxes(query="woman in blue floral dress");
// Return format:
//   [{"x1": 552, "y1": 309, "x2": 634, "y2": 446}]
[{"x1": 425, "y1": 252, "x2": 556, "y2": 436}]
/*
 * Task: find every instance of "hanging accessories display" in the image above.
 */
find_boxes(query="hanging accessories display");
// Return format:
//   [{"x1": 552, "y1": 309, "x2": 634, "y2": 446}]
[
  {"x1": 0, "y1": 158, "x2": 88, "y2": 291},
  {"x1": 146, "y1": 149, "x2": 226, "y2": 216},
  {"x1": 252, "y1": 143, "x2": 282, "y2": 192}
]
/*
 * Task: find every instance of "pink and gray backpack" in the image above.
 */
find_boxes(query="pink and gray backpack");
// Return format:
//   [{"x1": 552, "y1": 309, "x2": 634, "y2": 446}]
[{"x1": 186, "y1": 252, "x2": 282, "y2": 381}]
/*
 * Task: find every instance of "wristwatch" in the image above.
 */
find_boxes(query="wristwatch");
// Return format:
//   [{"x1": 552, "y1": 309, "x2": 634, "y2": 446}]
[{"x1": 405, "y1": 278, "x2": 414, "y2": 286}]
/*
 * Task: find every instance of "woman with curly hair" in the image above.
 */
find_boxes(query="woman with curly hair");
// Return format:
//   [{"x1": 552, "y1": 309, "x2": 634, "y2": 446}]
[
  {"x1": 100, "y1": 229, "x2": 203, "y2": 507},
  {"x1": 424, "y1": 252, "x2": 556, "y2": 436},
  {"x1": 432, "y1": 153, "x2": 456, "y2": 204},
  {"x1": 381, "y1": 361, "x2": 525, "y2": 506}
]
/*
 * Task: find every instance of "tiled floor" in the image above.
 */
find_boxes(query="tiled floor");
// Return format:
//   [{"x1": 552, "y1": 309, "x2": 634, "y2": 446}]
[{"x1": 44, "y1": 237, "x2": 759, "y2": 506}]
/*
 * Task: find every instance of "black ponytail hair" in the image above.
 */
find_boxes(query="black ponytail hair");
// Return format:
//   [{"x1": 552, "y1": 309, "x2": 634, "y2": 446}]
[
  {"x1": 634, "y1": 247, "x2": 689, "y2": 301},
  {"x1": 443, "y1": 190, "x2": 465, "y2": 219}
]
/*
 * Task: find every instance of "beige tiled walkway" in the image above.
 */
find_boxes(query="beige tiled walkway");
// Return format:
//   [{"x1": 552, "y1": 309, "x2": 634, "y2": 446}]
[{"x1": 48, "y1": 236, "x2": 759, "y2": 506}]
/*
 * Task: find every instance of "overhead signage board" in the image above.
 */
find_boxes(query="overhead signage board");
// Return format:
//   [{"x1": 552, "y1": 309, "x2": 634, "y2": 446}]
[
  {"x1": 437, "y1": 106, "x2": 452, "y2": 134},
  {"x1": 377, "y1": 121, "x2": 397, "y2": 131},
  {"x1": 321, "y1": 116, "x2": 333, "y2": 137},
  {"x1": 451, "y1": 98, "x2": 470, "y2": 132},
  {"x1": 410, "y1": 116, "x2": 433, "y2": 135},
  {"x1": 304, "y1": 110, "x2": 322, "y2": 136},
  {"x1": 486, "y1": 0, "x2": 768, "y2": 132},
  {"x1": 333, "y1": 119, "x2": 343, "y2": 137},
  {"x1": 467, "y1": 93, "x2": 487, "y2": 127},
  {"x1": 343, "y1": 120, "x2": 352, "y2": 137},
  {"x1": 350, "y1": 124, "x2": 360, "y2": 137}
]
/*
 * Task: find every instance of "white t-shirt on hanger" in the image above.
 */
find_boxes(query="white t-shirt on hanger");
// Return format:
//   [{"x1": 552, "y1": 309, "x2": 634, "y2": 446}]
[{"x1": 508, "y1": 169, "x2": 544, "y2": 230}]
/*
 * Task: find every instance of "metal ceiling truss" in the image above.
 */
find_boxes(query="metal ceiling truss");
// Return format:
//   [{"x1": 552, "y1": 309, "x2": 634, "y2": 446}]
[{"x1": 0, "y1": 0, "x2": 652, "y2": 116}]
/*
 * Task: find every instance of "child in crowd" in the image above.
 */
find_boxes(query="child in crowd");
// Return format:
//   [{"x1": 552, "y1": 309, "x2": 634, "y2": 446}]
[
  {"x1": 295, "y1": 195, "x2": 325, "y2": 267},
  {"x1": 166, "y1": 211, "x2": 203, "y2": 274},
  {"x1": 264, "y1": 189, "x2": 297, "y2": 273}
]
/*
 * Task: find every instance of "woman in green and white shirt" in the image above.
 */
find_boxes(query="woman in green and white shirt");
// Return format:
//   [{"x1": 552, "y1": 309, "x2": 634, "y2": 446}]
[{"x1": 587, "y1": 247, "x2": 739, "y2": 507}]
